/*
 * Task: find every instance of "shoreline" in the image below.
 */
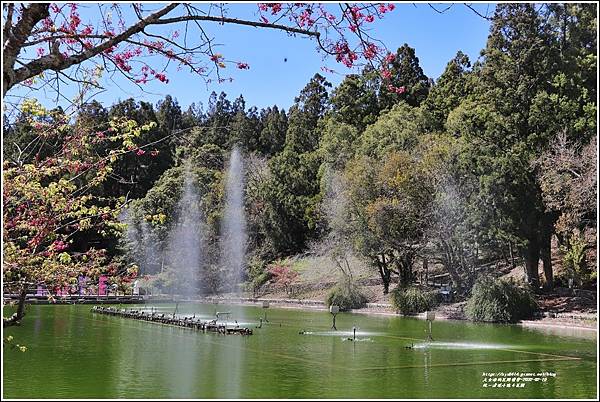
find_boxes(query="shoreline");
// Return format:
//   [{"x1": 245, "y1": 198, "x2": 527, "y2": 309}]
[{"x1": 188, "y1": 296, "x2": 598, "y2": 332}]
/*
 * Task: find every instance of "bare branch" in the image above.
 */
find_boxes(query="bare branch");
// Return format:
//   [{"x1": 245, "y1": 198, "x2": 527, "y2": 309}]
[{"x1": 154, "y1": 14, "x2": 320, "y2": 38}]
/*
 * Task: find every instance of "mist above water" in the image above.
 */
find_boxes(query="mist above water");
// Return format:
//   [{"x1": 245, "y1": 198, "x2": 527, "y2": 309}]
[
  {"x1": 165, "y1": 166, "x2": 205, "y2": 299},
  {"x1": 124, "y1": 210, "x2": 158, "y2": 276},
  {"x1": 220, "y1": 145, "x2": 247, "y2": 295}
]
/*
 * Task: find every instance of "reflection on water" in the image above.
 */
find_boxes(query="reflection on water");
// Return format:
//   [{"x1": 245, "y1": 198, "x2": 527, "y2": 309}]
[
  {"x1": 306, "y1": 330, "x2": 381, "y2": 338},
  {"x1": 3, "y1": 304, "x2": 597, "y2": 399},
  {"x1": 413, "y1": 341, "x2": 513, "y2": 350},
  {"x1": 521, "y1": 322, "x2": 597, "y2": 340},
  {"x1": 341, "y1": 337, "x2": 374, "y2": 342}
]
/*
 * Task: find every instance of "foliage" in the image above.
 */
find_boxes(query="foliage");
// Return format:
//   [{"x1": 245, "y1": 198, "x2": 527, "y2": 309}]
[
  {"x1": 465, "y1": 276, "x2": 538, "y2": 323},
  {"x1": 379, "y1": 43, "x2": 431, "y2": 109},
  {"x1": 329, "y1": 67, "x2": 380, "y2": 132},
  {"x1": 343, "y1": 149, "x2": 435, "y2": 293},
  {"x1": 390, "y1": 286, "x2": 438, "y2": 315},
  {"x1": 445, "y1": 3, "x2": 597, "y2": 288},
  {"x1": 267, "y1": 259, "x2": 298, "y2": 296},
  {"x1": 423, "y1": 51, "x2": 472, "y2": 131},
  {"x1": 560, "y1": 232, "x2": 593, "y2": 287},
  {"x1": 357, "y1": 102, "x2": 424, "y2": 158},
  {"x1": 325, "y1": 280, "x2": 368, "y2": 311},
  {"x1": 3, "y1": 101, "x2": 145, "y2": 298}
]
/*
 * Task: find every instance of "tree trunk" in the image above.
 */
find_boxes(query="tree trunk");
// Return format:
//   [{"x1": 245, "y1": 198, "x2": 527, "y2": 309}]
[
  {"x1": 440, "y1": 241, "x2": 461, "y2": 289},
  {"x1": 379, "y1": 267, "x2": 391, "y2": 294},
  {"x1": 524, "y1": 237, "x2": 540, "y2": 289},
  {"x1": 508, "y1": 242, "x2": 516, "y2": 270},
  {"x1": 3, "y1": 285, "x2": 27, "y2": 328},
  {"x1": 376, "y1": 255, "x2": 391, "y2": 294},
  {"x1": 396, "y1": 253, "x2": 415, "y2": 287},
  {"x1": 540, "y1": 226, "x2": 554, "y2": 290}
]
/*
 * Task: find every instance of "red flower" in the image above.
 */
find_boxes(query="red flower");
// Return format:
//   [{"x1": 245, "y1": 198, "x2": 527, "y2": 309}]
[
  {"x1": 52, "y1": 240, "x2": 69, "y2": 251},
  {"x1": 364, "y1": 43, "x2": 378, "y2": 60},
  {"x1": 236, "y1": 62, "x2": 250, "y2": 70},
  {"x1": 270, "y1": 3, "x2": 282, "y2": 14},
  {"x1": 155, "y1": 73, "x2": 168, "y2": 83}
]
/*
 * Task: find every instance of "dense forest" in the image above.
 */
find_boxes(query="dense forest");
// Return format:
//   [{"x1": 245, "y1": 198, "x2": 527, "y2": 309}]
[{"x1": 3, "y1": 4, "x2": 597, "y2": 312}]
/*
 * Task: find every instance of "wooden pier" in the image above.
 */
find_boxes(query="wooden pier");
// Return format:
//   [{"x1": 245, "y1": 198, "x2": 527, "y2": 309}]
[{"x1": 91, "y1": 306, "x2": 253, "y2": 335}]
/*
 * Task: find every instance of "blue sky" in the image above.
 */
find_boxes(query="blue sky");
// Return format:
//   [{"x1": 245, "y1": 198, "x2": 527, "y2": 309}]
[{"x1": 9, "y1": 2, "x2": 495, "y2": 114}]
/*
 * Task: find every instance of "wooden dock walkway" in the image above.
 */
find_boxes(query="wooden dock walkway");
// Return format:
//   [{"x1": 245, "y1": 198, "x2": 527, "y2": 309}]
[{"x1": 91, "y1": 306, "x2": 253, "y2": 335}]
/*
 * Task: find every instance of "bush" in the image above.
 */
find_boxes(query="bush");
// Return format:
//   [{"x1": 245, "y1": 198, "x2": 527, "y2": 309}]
[
  {"x1": 466, "y1": 276, "x2": 538, "y2": 323},
  {"x1": 390, "y1": 286, "x2": 438, "y2": 315},
  {"x1": 267, "y1": 259, "x2": 299, "y2": 297},
  {"x1": 561, "y1": 234, "x2": 594, "y2": 287},
  {"x1": 325, "y1": 281, "x2": 368, "y2": 311}
]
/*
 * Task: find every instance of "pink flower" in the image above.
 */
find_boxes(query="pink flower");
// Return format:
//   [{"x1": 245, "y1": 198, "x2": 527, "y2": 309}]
[
  {"x1": 52, "y1": 240, "x2": 68, "y2": 251},
  {"x1": 236, "y1": 62, "x2": 250, "y2": 70},
  {"x1": 388, "y1": 4, "x2": 396, "y2": 11},
  {"x1": 365, "y1": 14, "x2": 375, "y2": 23},
  {"x1": 136, "y1": 149, "x2": 146, "y2": 156},
  {"x1": 387, "y1": 84, "x2": 406, "y2": 94},
  {"x1": 155, "y1": 73, "x2": 168, "y2": 83},
  {"x1": 364, "y1": 43, "x2": 378, "y2": 60},
  {"x1": 270, "y1": 3, "x2": 282, "y2": 14}
]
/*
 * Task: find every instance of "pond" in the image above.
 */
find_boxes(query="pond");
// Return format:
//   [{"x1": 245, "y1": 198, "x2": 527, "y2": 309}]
[{"x1": 3, "y1": 303, "x2": 597, "y2": 399}]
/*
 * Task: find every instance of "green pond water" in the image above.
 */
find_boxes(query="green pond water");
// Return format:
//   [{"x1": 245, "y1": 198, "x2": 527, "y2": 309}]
[{"x1": 3, "y1": 303, "x2": 597, "y2": 399}]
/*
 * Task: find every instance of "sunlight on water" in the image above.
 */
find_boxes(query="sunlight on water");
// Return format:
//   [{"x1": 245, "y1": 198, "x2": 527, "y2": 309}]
[{"x1": 412, "y1": 341, "x2": 512, "y2": 350}]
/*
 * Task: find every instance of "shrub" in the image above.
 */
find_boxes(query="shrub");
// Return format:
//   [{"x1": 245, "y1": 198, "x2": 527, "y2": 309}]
[
  {"x1": 325, "y1": 280, "x2": 368, "y2": 311},
  {"x1": 267, "y1": 260, "x2": 299, "y2": 297},
  {"x1": 390, "y1": 286, "x2": 438, "y2": 315},
  {"x1": 561, "y1": 234, "x2": 593, "y2": 287},
  {"x1": 466, "y1": 276, "x2": 538, "y2": 323}
]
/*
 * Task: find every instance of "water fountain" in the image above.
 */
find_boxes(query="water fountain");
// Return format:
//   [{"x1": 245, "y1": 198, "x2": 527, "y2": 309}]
[
  {"x1": 219, "y1": 145, "x2": 247, "y2": 295},
  {"x1": 164, "y1": 165, "x2": 205, "y2": 300}
]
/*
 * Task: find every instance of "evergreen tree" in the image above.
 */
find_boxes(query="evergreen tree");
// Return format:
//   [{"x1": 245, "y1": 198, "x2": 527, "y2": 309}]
[
  {"x1": 258, "y1": 106, "x2": 288, "y2": 156},
  {"x1": 424, "y1": 51, "x2": 472, "y2": 131},
  {"x1": 379, "y1": 44, "x2": 431, "y2": 109}
]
